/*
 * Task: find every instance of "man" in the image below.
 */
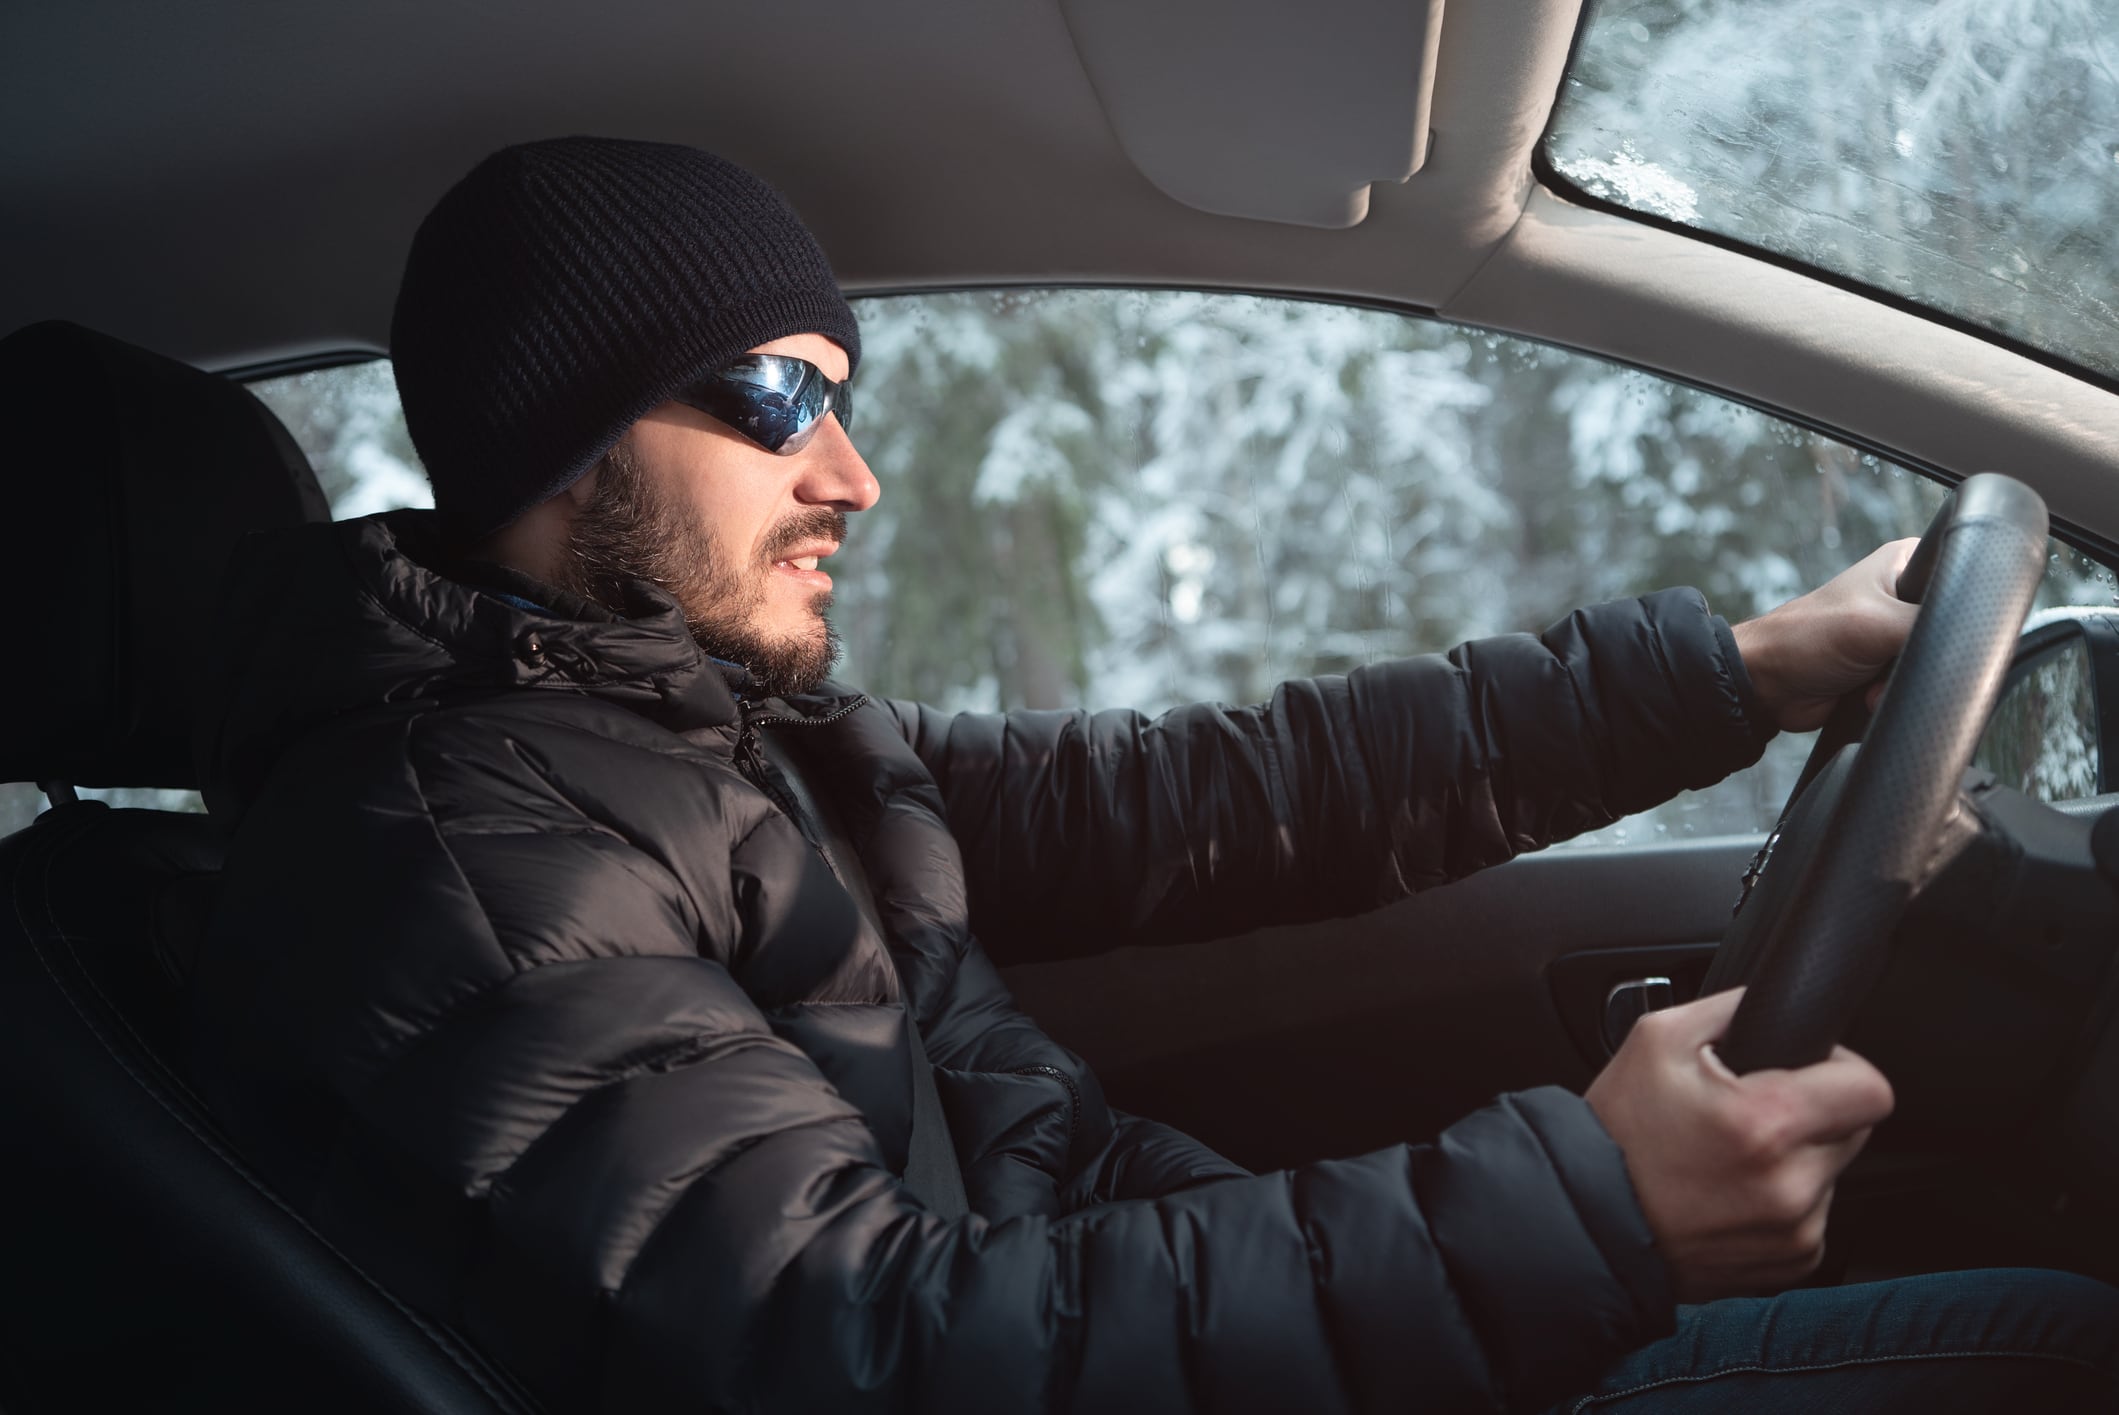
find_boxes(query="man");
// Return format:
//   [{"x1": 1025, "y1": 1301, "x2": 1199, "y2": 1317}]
[{"x1": 186, "y1": 137, "x2": 2116, "y2": 1412}]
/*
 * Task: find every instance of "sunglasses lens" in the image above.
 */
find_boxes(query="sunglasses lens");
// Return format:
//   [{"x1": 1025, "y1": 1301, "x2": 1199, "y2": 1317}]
[
  {"x1": 720, "y1": 355, "x2": 811, "y2": 400},
  {"x1": 682, "y1": 356, "x2": 848, "y2": 454}
]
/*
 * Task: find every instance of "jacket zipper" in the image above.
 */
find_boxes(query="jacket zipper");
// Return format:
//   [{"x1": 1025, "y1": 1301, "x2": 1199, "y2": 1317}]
[
  {"x1": 735, "y1": 695, "x2": 870, "y2": 848},
  {"x1": 731, "y1": 695, "x2": 868, "y2": 819},
  {"x1": 742, "y1": 694, "x2": 869, "y2": 738},
  {"x1": 734, "y1": 694, "x2": 896, "y2": 968}
]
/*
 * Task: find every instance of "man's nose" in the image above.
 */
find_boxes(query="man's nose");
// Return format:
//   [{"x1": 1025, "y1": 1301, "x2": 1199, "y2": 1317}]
[{"x1": 794, "y1": 416, "x2": 880, "y2": 512}]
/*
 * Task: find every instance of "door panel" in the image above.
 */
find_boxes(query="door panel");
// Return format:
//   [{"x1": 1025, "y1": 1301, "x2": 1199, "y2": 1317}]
[{"x1": 999, "y1": 837, "x2": 1756, "y2": 1171}]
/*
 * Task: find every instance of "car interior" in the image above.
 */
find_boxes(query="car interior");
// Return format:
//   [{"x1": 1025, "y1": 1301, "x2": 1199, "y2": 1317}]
[{"x1": 6, "y1": 0, "x2": 2119, "y2": 1409}]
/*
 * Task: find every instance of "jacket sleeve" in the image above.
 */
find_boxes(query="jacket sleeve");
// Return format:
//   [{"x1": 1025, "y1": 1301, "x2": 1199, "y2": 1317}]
[
  {"x1": 187, "y1": 709, "x2": 1674, "y2": 1415},
  {"x1": 610, "y1": 1077, "x2": 1671, "y2": 1415},
  {"x1": 893, "y1": 588, "x2": 1774, "y2": 959}
]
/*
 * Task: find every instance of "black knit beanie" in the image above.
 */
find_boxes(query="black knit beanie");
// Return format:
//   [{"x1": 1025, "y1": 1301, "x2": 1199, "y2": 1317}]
[{"x1": 391, "y1": 136, "x2": 862, "y2": 539}]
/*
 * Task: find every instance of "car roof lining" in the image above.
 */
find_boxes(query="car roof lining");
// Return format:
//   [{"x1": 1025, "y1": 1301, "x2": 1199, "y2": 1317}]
[
  {"x1": 5, "y1": 0, "x2": 2116, "y2": 536},
  {"x1": 0, "y1": 0, "x2": 1580, "y2": 359}
]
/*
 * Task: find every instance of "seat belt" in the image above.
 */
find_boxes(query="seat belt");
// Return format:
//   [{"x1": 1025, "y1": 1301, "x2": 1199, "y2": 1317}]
[{"x1": 755, "y1": 730, "x2": 969, "y2": 1219}]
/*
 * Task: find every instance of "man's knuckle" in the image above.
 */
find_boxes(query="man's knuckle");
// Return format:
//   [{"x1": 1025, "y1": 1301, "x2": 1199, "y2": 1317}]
[
  {"x1": 1734, "y1": 1128, "x2": 1777, "y2": 1169},
  {"x1": 1632, "y1": 1008, "x2": 1678, "y2": 1048},
  {"x1": 1764, "y1": 1172, "x2": 1816, "y2": 1227},
  {"x1": 1731, "y1": 1097, "x2": 1794, "y2": 1163}
]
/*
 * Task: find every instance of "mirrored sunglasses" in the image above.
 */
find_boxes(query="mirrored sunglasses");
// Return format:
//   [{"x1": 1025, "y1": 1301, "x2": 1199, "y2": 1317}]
[{"x1": 672, "y1": 353, "x2": 854, "y2": 456}]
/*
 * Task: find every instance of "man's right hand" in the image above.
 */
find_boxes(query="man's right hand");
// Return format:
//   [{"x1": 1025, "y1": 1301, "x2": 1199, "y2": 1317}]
[{"x1": 1584, "y1": 986, "x2": 1895, "y2": 1303}]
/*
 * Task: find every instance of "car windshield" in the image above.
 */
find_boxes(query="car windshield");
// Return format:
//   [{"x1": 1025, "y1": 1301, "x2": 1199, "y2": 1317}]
[{"x1": 1545, "y1": 0, "x2": 2119, "y2": 384}]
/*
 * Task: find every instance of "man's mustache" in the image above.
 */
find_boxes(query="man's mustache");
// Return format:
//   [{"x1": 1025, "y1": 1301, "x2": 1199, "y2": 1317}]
[{"x1": 760, "y1": 507, "x2": 849, "y2": 563}]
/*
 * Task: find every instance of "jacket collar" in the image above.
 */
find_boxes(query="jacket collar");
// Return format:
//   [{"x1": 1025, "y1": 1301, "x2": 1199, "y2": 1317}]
[
  {"x1": 356, "y1": 509, "x2": 744, "y2": 731},
  {"x1": 200, "y1": 509, "x2": 895, "y2": 820}
]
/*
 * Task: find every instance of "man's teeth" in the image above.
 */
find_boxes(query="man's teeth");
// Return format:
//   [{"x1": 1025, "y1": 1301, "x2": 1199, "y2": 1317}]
[{"x1": 785, "y1": 556, "x2": 819, "y2": 571}]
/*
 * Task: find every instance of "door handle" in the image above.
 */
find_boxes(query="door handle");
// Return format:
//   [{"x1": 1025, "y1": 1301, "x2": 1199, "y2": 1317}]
[{"x1": 1602, "y1": 976, "x2": 1675, "y2": 1054}]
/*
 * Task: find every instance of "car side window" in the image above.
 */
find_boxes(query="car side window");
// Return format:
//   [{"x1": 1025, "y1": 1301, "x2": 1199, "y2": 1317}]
[
  {"x1": 9, "y1": 300, "x2": 2109, "y2": 842},
  {"x1": 249, "y1": 360, "x2": 433, "y2": 518},
  {"x1": 839, "y1": 289, "x2": 2117, "y2": 844}
]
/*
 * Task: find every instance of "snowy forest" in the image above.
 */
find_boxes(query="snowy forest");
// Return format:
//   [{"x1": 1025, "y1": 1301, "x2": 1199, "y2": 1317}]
[
  {"x1": 10, "y1": 0, "x2": 2115, "y2": 847},
  {"x1": 832, "y1": 289, "x2": 2106, "y2": 845}
]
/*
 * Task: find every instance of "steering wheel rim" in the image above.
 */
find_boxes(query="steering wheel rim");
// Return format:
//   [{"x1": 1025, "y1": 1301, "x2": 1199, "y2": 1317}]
[{"x1": 1703, "y1": 473, "x2": 2050, "y2": 1075}]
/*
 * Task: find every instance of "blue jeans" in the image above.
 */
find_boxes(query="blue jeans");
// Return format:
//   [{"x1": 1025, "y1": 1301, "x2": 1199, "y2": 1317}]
[{"x1": 1547, "y1": 1268, "x2": 2119, "y2": 1412}]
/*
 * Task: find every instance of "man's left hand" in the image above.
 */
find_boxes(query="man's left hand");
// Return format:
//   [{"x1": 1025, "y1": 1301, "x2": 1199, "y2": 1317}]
[{"x1": 1731, "y1": 539, "x2": 1921, "y2": 733}]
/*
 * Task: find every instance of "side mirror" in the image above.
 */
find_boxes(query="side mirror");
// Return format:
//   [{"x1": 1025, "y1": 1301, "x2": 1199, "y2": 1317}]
[{"x1": 1973, "y1": 611, "x2": 2119, "y2": 801}]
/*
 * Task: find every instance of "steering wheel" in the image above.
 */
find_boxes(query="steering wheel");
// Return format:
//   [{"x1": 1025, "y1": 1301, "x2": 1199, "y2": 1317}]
[{"x1": 1700, "y1": 473, "x2": 2050, "y2": 1074}]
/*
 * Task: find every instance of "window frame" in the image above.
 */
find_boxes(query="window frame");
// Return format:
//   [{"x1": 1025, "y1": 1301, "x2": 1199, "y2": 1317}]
[{"x1": 223, "y1": 348, "x2": 386, "y2": 383}]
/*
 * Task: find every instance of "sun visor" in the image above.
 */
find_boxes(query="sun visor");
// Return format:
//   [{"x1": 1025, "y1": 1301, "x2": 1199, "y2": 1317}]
[{"x1": 1060, "y1": 0, "x2": 1446, "y2": 229}]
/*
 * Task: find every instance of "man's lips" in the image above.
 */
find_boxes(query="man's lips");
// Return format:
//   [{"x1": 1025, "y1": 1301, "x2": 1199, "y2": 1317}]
[{"x1": 770, "y1": 541, "x2": 839, "y2": 589}]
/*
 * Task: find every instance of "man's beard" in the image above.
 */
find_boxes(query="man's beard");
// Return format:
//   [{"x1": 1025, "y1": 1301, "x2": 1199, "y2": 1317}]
[{"x1": 549, "y1": 440, "x2": 844, "y2": 698}]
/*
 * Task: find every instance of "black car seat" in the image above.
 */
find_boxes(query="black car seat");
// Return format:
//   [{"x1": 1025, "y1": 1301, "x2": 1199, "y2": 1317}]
[{"x1": 0, "y1": 321, "x2": 538, "y2": 1414}]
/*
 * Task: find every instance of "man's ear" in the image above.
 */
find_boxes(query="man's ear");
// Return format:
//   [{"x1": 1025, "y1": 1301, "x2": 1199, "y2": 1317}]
[
  {"x1": 562, "y1": 463, "x2": 602, "y2": 509},
  {"x1": 472, "y1": 450, "x2": 610, "y2": 580}
]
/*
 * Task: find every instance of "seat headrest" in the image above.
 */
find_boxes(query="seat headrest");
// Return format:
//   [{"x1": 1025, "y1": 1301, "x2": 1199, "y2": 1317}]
[{"x1": 1, "y1": 321, "x2": 330, "y2": 789}]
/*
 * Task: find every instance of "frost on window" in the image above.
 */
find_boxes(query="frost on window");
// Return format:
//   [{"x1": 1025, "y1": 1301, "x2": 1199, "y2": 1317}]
[
  {"x1": 249, "y1": 360, "x2": 432, "y2": 518},
  {"x1": 844, "y1": 289, "x2": 2115, "y2": 848},
  {"x1": 1547, "y1": 0, "x2": 2119, "y2": 382},
  {"x1": 1559, "y1": 143, "x2": 1700, "y2": 224}
]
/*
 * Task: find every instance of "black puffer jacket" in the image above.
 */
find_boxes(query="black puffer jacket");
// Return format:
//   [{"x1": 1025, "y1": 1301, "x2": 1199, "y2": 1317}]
[{"x1": 187, "y1": 509, "x2": 1770, "y2": 1414}]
